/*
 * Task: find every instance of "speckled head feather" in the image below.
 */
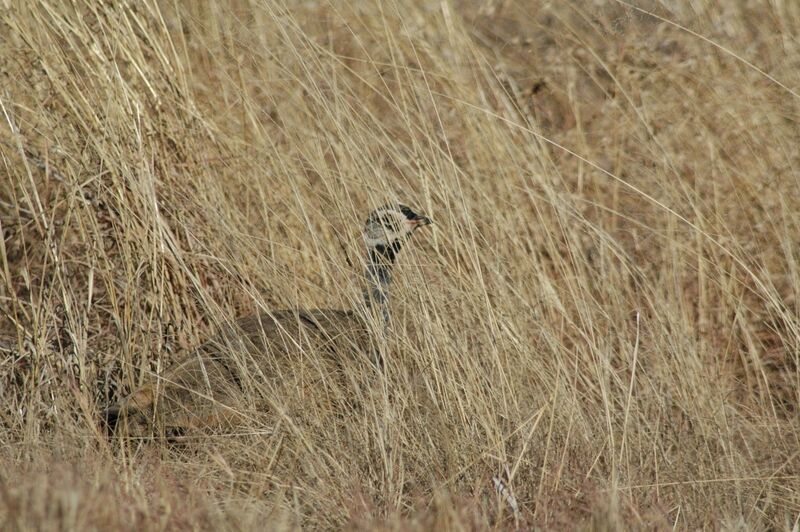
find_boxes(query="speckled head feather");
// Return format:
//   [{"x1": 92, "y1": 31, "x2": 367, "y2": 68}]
[{"x1": 364, "y1": 203, "x2": 432, "y2": 252}]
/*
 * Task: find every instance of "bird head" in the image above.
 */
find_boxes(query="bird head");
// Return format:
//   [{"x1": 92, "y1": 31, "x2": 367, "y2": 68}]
[{"x1": 364, "y1": 203, "x2": 432, "y2": 260}]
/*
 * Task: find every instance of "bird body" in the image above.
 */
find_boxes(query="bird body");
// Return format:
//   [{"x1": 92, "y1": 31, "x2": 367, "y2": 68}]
[{"x1": 104, "y1": 203, "x2": 432, "y2": 436}]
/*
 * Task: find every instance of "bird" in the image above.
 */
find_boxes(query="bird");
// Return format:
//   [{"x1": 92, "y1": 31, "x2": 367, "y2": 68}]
[{"x1": 103, "y1": 202, "x2": 433, "y2": 436}]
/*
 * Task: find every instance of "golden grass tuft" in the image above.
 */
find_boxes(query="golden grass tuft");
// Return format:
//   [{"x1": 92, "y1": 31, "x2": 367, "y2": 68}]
[{"x1": 1, "y1": 0, "x2": 799, "y2": 529}]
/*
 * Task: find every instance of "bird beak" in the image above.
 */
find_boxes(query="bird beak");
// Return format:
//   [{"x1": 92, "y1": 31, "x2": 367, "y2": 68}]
[{"x1": 409, "y1": 215, "x2": 432, "y2": 228}]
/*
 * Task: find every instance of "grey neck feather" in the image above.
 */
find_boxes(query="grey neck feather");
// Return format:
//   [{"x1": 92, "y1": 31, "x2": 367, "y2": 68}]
[{"x1": 363, "y1": 244, "x2": 398, "y2": 328}]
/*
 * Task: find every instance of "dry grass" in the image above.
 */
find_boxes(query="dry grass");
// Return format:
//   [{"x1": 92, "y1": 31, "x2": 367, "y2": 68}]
[{"x1": 1, "y1": 0, "x2": 799, "y2": 529}]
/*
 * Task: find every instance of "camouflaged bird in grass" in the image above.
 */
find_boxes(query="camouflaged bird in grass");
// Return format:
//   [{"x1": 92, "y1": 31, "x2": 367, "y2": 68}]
[{"x1": 103, "y1": 203, "x2": 433, "y2": 438}]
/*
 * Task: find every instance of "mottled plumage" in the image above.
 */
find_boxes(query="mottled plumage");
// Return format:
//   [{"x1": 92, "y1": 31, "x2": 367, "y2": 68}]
[{"x1": 104, "y1": 203, "x2": 432, "y2": 436}]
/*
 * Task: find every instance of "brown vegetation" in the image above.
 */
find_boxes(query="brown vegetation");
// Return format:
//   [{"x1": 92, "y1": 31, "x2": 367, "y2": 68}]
[{"x1": 1, "y1": 1, "x2": 799, "y2": 529}]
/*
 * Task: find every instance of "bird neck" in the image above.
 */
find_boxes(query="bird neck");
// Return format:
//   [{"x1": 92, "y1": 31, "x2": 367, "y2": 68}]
[{"x1": 363, "y1": 242, "x2": 402, "y2": 326}]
